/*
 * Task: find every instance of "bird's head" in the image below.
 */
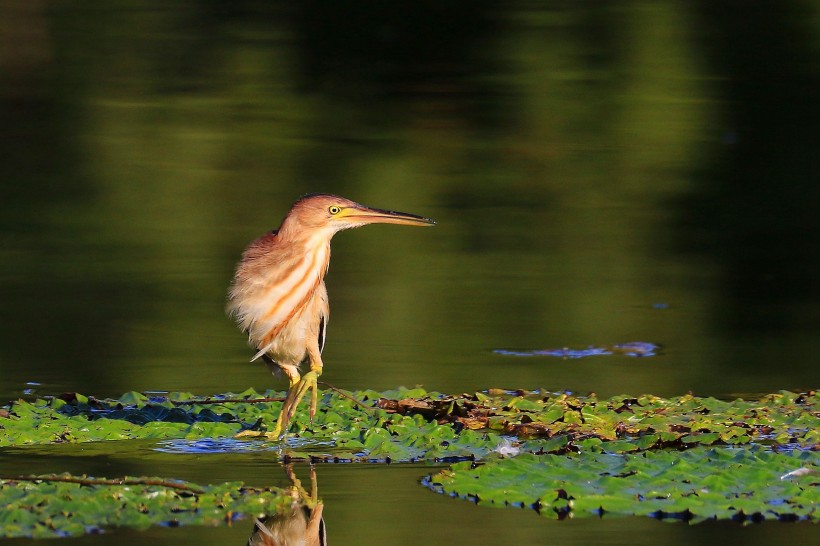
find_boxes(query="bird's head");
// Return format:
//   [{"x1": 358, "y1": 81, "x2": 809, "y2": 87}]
[{"x1": 280, "y1": 194, "x2": 435, "y2": 238}]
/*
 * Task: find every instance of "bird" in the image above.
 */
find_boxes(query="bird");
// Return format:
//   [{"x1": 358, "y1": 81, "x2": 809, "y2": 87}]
[{"x1": 227, "y1": 193, "x2": 435, "y2": 438}]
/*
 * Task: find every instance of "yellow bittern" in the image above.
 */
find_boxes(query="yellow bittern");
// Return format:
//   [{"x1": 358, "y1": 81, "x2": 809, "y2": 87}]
[{"x1": 228, "y1": 193, "x2": 434, "y2": 438}]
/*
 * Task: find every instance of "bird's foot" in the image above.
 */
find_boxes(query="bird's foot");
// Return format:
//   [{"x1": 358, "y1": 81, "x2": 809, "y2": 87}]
[
  {"x1": 235, "y1": 429, "x2": 265, "y2": 439},
  {"x1": 234, "y1": 422, "x2": 289, "y2": 441},
  {"x1": 233, "y1": 428, "x2": 284, "y2": 440},
  {"x1": 281, "y1": 370, "x2": 320, "y2": 423},
  {"x1": 234, "y1": 372, "x2": 321, "y2": 442}
]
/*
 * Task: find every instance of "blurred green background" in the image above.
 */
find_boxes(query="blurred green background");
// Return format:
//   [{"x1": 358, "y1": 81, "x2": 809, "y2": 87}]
[
  {"x1": 0, "y1": 1, "x2": 816, "y2": 401},
  {"x1": 0, "y1": 1, "x2": 818, "y2": 545}
]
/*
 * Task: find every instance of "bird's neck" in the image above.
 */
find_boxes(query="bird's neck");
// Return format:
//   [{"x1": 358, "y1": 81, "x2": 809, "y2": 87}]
[
  {"x1": 278, "y1": 216, "x2": 335, "y2": 242},
  {"x1": 299, "y1": 233, "x2": 331, "y2": 279},
  {"x1": 274, "y1": 221, "x2": 334, "y2": 280}
]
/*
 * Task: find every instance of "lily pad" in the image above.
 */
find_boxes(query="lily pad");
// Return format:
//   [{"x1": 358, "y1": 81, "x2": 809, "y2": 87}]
[
  {"x1": 0, "y1": 474, "x2": 292, "y2": 538},
  {"x1": 373, "y1": 389, "x2": 818, "y2": 452},
  {"x1": 424, "y1": 446, "x2": 819, "y2": 522},
  {"x1": 0, "y1": 387, "x2": 818, "y2": 536},
  {"x1": 1, "y1": 389, "x2": 816, "y2": 461}
]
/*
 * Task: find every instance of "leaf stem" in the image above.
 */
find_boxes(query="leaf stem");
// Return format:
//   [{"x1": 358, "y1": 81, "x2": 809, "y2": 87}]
[
  {"x1": 0, "y1": 474, "x2": 206, "y2": 494},
  {"x1": 319, "y1": 382, "x2": 377, "y2": 411}
]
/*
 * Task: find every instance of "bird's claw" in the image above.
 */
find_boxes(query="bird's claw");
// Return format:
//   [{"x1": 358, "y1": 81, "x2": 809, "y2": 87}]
[
  {"x1": 283, "y1": 370, "x2": 319, "y2": 422},
  {"x1": 240, "y1": 371, "x2": 319, "y2": 441},
  {"x1": 234, "y1": 427, "x2": 284, "y2": 441},
  {"x1": 235, "y1": 429, "x2": 265, "y2": 439},
  {"x1": 232, "y1": 372, "x2": 321, "y2": 442}
]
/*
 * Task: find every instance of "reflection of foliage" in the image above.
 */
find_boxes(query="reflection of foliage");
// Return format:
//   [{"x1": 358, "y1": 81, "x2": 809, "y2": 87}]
[
  {"x1": 2, "y1": 2, "x2": 814, "y2": 405},
  {"x1": 425, "y1": 447, "x2": 818, "y2": 522},
  {"x1": 0, "y1": 474, "x2": 291, "y2": 539}
]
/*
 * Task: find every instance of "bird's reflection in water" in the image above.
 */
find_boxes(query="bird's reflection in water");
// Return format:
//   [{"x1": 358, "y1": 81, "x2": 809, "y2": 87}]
[{"x1": 246, "y1": 464, "x2": 326, "y2": 546}]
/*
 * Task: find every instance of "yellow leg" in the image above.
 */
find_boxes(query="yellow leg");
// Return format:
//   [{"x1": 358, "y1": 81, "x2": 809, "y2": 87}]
[
  {"x1": 270, "y1": 356, "x2": 323, "y2": 438},
  {"x1": 236, "y1": 359, "x2": 323, "y2": 441},
  {"x1": 235, "y1": 371, "x2": 302, "y2": 440},
  {"x1": 277, "y1": 372, "x2": 320, "y2": 427}
]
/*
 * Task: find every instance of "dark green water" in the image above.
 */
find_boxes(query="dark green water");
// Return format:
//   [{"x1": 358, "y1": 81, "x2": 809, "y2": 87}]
[{"x1": 0, "y1": 1, "x2": 816, "y2": 544}]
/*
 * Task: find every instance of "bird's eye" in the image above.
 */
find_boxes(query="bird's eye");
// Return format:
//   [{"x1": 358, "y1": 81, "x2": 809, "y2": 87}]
[{"x1": 328, "y1": 206, "x2": 341, "y2": 215}]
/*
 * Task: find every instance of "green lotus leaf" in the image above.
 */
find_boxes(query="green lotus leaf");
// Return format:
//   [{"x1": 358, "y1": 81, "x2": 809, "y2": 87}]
[
  {"x1": 425, "y1": 447, "x2": 818, "y2": 522},
  {"x1": 0, "y1": 474, "x2": 292, "y2": 539},
  {"x1": 0, "y1": 387, "x2": 817, "y2": 541},
  {"x1": 1, "y1": 389, "x2": 817, "y2": 463}
]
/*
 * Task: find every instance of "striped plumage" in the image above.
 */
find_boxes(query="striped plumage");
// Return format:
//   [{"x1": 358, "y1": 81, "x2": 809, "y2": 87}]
[
  {"x1": 228, "y1": 217, "x2": 332, "y2": 383},
  {"x1": 227, "y1": 194, "x2": 434, "y2": 438}
]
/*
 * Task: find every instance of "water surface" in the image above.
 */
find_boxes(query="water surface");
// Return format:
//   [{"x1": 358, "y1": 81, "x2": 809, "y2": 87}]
[{"x1": 0, "y1": 1, "x2": 816, "y2": 544}]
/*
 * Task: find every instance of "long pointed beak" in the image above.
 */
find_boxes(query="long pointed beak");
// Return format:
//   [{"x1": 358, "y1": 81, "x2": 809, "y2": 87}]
[{"x1": 340, "y1": 205, "x2": 436, "y2": 227}]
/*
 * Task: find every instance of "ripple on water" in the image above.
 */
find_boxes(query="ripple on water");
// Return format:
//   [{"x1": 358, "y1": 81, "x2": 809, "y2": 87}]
[{"x1": 155, "y1": 436, "x2": 336, "y2": 454}]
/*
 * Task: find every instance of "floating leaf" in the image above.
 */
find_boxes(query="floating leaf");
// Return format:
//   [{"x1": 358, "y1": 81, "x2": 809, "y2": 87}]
[
  {"x1": 1, "y1": 389, "x2": 817, "y2": 462},
  {"x1": 0, "y1": 474, "x2": 292, "y2": 539},
  {"x1": 424, "y1": 447, "x2": 819, "y2": 522},
  {"x1": 494, "y1": 341, "x2": 660, "y2": 358},
  {"x1": 0, "y1": 387, "x2": 818, "y2": 539}
]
